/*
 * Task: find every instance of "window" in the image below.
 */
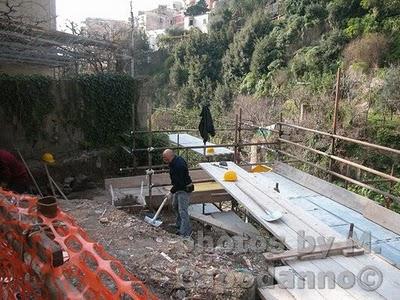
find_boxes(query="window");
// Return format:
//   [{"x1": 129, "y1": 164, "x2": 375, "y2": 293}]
[{"x1": 189, "y1": 19, "x2": 194, "y2": 26}]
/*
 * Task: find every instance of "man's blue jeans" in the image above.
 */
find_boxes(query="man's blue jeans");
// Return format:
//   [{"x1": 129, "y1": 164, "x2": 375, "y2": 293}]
[{"x1": 172, "y1": 191, "x2": 192, "y2": 237}]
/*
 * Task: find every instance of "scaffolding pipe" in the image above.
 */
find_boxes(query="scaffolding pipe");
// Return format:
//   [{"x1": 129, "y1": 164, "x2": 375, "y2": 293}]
[
  {"x1": 132, "y1": 142, "x2": 279, "y2": 153},
  {"x1": 279, "y1": 123, "x2": 400, "y2": 156},
  {"x1": 279, "y1": 138, "x2": 400, "y2": 183}
]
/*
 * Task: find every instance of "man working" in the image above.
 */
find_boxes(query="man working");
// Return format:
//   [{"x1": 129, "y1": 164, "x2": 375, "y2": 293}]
[
  {"x1": 0, "y1": 149, "x2": 29, "y2": 193},
  {"x1": 162, "y1": 149, "x2": 194, "y2": 237}
]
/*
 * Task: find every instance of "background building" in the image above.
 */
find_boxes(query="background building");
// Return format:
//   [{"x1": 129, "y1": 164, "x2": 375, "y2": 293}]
[{"x1": 184, "y1": 13, "x2": 209, "y2": 33}]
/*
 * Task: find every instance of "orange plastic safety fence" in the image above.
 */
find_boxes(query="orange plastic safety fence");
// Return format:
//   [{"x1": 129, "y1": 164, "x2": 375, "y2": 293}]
[{"x1": 0, "y1": 189, "x2": 158, "y2": 300}]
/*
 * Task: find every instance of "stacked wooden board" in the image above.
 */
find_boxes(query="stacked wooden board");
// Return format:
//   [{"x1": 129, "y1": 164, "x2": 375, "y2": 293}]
[
  {"x1": 169, "y1": 133, "x2": 234, "y2": 156},
  {"x1": 200, "y1": 162, "x2": 400, "y2": 299}
]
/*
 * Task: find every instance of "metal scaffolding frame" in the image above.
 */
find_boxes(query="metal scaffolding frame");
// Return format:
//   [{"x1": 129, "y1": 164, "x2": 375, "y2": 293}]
[{"x1": 0, "y1": 19, "x2": 131, "y2": 68}]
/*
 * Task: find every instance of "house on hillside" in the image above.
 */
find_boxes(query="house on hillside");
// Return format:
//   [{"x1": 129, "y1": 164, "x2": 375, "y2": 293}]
[
  {"x1": 138, "y1": 5, "x2": 178, "y2": 32},
  {"x1": 184, "y1": 13, "x2": 209, "y2": 33}
]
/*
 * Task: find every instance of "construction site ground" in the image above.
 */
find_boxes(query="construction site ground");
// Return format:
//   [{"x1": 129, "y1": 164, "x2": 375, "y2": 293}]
[{"x1": 57, "y1": 188, "x2": 276, "y2": 299}]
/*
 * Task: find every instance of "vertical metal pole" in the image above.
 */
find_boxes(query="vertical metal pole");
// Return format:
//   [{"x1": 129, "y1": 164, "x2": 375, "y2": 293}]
[
  {"x1": 277, "y1": 113, "x2": 283, "y2": 161},
  {"x1": 234, "y1": 114, "x2": 239, "y2": 163},
  {"x1": 386, "y1": 163, "x2": 395, "y2": 208},
  {"x1": 130, "y1": 1, "x2": 135, "y2": 77},
  {"x1": 329, "y1": 68, "x2": 341, "y2": 182},
  {"x1": 344, "y1": 165, "x2": 350, "y2": 190},
  {"x1": 238, "y1": 108, "x2": 242, "y2": 164},
  {"x1": 148, "y1": 103, "x2": 153, "y2": 205},
  {"x1": 132, "y1": 103, "x2": 136, "y2": 175}
]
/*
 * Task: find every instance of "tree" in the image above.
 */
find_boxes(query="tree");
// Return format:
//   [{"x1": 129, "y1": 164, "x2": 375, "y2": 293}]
[
  {"x1": 222, "y1": 12, "x2": 272, "y2": 86},
  {"x1": 185, "y1": 0, "x2": 209, "y2": 16},
  {"x1": 63, "y1": 20, "x2": 150, "y2": 75}
]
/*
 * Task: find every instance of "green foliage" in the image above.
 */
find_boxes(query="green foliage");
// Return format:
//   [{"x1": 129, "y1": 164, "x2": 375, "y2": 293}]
[
  {"x1": 0, "y1": 74, "x2": 54, "y2": 140},
  {"x1": 222, "y1": 12, "x2": 273, "y2": 85},
  {"x1": 168, "y1": 29, "x2": 227, "y2": 108},
  {"x1": 75, "y1": 74, "x2": 138, "y2": 147},
  {"x1": 214, "y1": 83, "x2": 233, "y2": 110},
  {"x1": 185, "y1": 0, "x2": 209, "y2": 16},
  {"x1": 344, "y1": 14, "x2": 379, "y2": 38},
  {"x1": 327, "y1": 0, "x2": 365, "y2": 28},
  {"x1": 251, "y1": 35, "x2": 285, "y2": 77}
]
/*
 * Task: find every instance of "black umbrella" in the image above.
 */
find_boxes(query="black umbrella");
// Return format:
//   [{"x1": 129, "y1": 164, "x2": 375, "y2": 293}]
[{"x1": 198, "y1": 105, "x2": 216, "y2": 146}]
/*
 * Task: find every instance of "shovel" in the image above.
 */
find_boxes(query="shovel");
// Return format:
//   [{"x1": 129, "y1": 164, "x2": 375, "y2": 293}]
[
  {"x1": 263, "y1": 208, "x2": 283, "y2": 222},
  {"x1": 144, "y1": 193, "x2": 170, "y2": 227}
]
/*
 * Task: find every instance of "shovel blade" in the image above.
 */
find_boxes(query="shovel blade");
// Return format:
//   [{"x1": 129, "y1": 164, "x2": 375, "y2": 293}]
[
  {"x1": 263, "y1": 210, "x2": 283, "y2": 222},
  {"x1": 144, "y1": 216, "x2": 163, "y2": 227}
]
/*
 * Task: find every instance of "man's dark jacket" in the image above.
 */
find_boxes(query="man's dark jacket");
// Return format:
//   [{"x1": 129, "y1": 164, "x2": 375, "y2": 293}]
[
  {"x1": 169, "y1": 156, "x2": 192, "y2": 193},
  {"x1": 198, "y1": 105, "x2": 215, "y2": 144}
]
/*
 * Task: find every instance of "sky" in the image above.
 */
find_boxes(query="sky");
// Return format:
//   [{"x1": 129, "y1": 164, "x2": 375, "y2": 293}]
[{"x1": 56, "y1": 0, "x2": 176, "y2": 29}]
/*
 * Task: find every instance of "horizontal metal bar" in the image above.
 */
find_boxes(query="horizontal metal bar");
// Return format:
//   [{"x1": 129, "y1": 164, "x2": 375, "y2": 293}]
[
  {"x1": 133, "y1": 127, "x2": 255, "y2": 134},
  {"x1": 279, "y1": 138, "x2": 400, "y2": 183},
  {"x1": 133, "y1": 142, "x2": 278, "y2": 153},
  {"x1": 279, "y1": 123, "x2": 400, "y2": 156},
  {"x1": 240, "y1": 122, "x2": 280, "y2": 134},
  {"x1": 278, "y1": 150, "x2": 400, "y2": 204}
]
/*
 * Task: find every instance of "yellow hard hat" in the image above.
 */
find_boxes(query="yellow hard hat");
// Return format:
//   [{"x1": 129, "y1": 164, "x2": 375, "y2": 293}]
[
  {"x1": 42, "y1": 152, "x2": 55, "y2": 164},
  {"x1": 251, "y1": 165, "x2": 272, "y2": 173},
  {"x1": 206, "y1": 147, "x2": 215, "y2": 154},
  {"x1": 223, "y1": 170, "x2": 237, "y2": 182}
]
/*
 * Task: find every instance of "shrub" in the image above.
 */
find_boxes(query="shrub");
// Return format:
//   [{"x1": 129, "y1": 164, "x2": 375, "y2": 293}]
[{"x1": 342, "y1": 33, "x2": 389, "y2": 69}]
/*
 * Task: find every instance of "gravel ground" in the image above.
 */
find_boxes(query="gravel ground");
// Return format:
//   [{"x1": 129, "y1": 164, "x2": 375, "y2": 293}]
[{"x1": 58, "y1": 188, "x2": 279, "y2": 299}]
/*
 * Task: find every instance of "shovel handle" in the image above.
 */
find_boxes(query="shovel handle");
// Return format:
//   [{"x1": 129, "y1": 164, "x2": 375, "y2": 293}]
[{"x1": 151, "y1": 195, "x2": 169, "y2": 221}]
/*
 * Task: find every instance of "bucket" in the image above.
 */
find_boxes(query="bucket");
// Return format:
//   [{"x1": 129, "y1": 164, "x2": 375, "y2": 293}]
[{"x1": 37, "y1": 196, "x2": 58, "y2": 218}]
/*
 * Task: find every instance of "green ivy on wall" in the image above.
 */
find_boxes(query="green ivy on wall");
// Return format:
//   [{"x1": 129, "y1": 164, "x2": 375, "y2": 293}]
[
  {"x1": 75, "y1": 74, "x2": 138, "y2": 147},
  {"x1": 0, "y1": 74, "x2": 53, "y2": 140}
]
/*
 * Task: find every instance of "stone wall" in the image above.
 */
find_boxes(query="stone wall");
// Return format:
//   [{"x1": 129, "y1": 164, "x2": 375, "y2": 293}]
[{"x1": 0, "y1": 76, "x2": 148, "y2": 183}]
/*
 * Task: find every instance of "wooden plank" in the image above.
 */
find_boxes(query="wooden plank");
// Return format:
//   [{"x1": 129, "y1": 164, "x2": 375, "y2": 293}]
[
  {"x1": 201, "y1": 162, "x2": 389, "y2": 299},
  {"x1": 212, "y1": 211, "x2": 259, "y2": 236},
  {"x1": 258, "y1": 285, "x2": 295, "y2": 300},
  {"x1": 231, "y1": 165, "x2": 347, "y2": 243},
  {"x1": 275, "y1": 263, "x2": 358, "y2": 299},
  {"x1": 283, "y1": 259, "x2": 385, "y2": 300},
  {"x1": 363, "y1": 202, "x2": 400, "y2": 235},
  {"x1": 235, "y1": 163, "x2": 400, "y2": 298},
  {"x1": 305, "y1": 195, "x2": 398, "y2": 241},
  {"x1": 329, "y1": 254, "x2": 400, "y2": 299},
  {"x1": 271, "y1": 265, "x2": 326, "y2": 300},
  {"x1": 272, "y1": 162, "x2": 369, "y2": 212},
  {"x1": 189, "y1": 210, "x2": 259, "y2": 237},
  {"x1": 200, "y1": 162, "x2": 300, "y2": 248},
  {"x1": 169, "y1": 133, "x2": 234, "y2": 156},
  {"x1": 104, "y1": 169, "x2": 213, "y2": 189},
  {"x1": 147, "y1": 189, "x2": 233, "y2": 207},
  {"x1": 264, "y1": 240, "x2": 357, "y2": 261}
]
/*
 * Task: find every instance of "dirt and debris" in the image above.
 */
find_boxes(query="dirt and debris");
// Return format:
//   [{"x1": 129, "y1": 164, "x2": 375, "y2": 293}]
[{"x1": 57, "y1": 188, "x2": 280, "y2": 299}]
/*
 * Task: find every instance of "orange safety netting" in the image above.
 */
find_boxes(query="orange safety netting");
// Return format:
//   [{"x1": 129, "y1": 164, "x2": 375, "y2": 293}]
[{"x1": 0, "y1": 188, "x2": 158, "y2": 300}]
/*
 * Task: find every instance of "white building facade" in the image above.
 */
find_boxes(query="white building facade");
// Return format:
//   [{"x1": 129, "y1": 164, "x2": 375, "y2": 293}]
[{"x1": 184, "y1": 13, "x2": 209, "y2": 33}]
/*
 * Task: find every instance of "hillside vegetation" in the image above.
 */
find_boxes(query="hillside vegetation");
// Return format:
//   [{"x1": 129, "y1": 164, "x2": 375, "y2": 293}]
[{"x1": 150, "y1": 0, "x2": 400, "y2": 208}]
